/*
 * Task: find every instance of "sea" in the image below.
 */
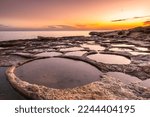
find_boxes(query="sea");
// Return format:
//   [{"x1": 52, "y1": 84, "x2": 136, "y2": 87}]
[
  {"x1": 0, "y1": 31, "x2": 92, "y2": 41},
  {"x1": 0, "y1": 30, "x2": 110, "y2": 42}
]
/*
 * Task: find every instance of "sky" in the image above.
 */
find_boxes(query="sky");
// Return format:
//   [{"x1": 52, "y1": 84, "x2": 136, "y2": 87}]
[{"x1": 0, "y1": 0, "x2": 150, "y2": 31}]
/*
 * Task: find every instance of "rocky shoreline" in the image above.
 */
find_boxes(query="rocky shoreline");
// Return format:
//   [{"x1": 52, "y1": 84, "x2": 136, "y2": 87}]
[{"x1": 1, "y1": 26, "x2": 150, "y2": 99}]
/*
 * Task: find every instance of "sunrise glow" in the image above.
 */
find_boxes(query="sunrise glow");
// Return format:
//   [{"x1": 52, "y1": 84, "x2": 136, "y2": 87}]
[{"x1": 0, "y1": 0, "x2": 150, "y2": 30}]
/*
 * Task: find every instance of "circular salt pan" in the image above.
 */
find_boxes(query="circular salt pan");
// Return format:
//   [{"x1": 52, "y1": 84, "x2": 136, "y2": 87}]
[
  {"x1": 111, "y1": 44, "x2": 135, "y2": 47},
  {"x1": 135, "y1": 47, "x2": 148, "y2": 51},
  {"x1": 15, "y1": 58, "x2": 101, "y2": 89},
  {"x1": 139, "y1": 79, "x2": 150, "y2": 88},
  {"x1": 35, "y1": 52, "x2": 62, "y2": 57},
  {"x1": 87, "y1": 54, "x2": 131, "y2": 64},
  {"x1": 110, "y1": 48, "x2": 132, "y2": 52},
  {"x1": 129, "y1": 51, "x2": 150, "y2": 55},
  {"x1": 81, "y1": 44, "x2": 105, "y2": 51},
  {"x1": 65, "y1": 51, "x2": 87, "y2": 56},
  {"x1": 60, "y1": 47, "x2": 83, "y2": 51},
  {"x1": 107, "y1": 72, "x2": 141, "y2": 84}
]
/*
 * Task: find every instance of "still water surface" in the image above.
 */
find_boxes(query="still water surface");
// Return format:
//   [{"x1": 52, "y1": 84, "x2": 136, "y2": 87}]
[{"x1": 0, "y1": 31, "x2": 90, "y2": 41}]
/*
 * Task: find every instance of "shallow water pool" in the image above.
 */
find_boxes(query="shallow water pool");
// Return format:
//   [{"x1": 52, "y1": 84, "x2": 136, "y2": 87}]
[
  {"x1": 139, "y1": 79, "x2": 150, "y2": 88},
  {"x1": 15, "y1": 58, "x2": 102, "y2": 89},
  {"x1": 35, "y1": 52, "x2": 62, "y2": 57},
  {"x1": 129, "y1": 51, "x2": 150, "y2": 55},
  {"x1": 60, "y1": 47, "x2": 83, "y2": 51},
  {"x1": 110, "y1": 48, "x2": 132, "y2": 52},
  {"x1": 81, "y1": 44, "x2": 105, "y2": 51},
  {"x1": 111, "y1": 44, "x2": 135, "y2": 47},
  {"x1": 0, "y1": 67, "x2": 25, "y2": 100},
  {"x1": 107, "y1": 72, "x2": 141, "y2": 84},
  {"x1": 87, "y1": 54, "x2": 131, "y2": 64},
  {"x1": 65, "y1": 51, "x2": 87, "y2": 56}
]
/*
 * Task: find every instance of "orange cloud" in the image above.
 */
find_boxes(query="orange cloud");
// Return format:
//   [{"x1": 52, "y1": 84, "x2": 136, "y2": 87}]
[
  {"x1": 144, "y1": 21, "x2": 150, "y2": 25},
  {"x1": 112, "y1": 15, "x2": 150, "y2": 22}
]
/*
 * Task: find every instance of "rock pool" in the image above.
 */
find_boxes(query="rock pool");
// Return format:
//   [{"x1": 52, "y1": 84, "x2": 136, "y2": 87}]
[
  {"x1": 15, "y1": 58, "x2": 102, "y2": 89},
  {"x1": 87, "y1": 54, "x2": 131, "y2": 64}
]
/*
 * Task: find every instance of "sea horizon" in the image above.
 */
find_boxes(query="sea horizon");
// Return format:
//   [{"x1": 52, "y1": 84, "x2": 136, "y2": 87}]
[{"x1": 0, "y1": 30, "x2": 112, "y2": 41}]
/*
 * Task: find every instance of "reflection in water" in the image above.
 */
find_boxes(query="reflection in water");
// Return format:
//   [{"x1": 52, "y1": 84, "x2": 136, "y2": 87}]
[
  {"x1": 60, "y1": 47, "x2": 83, "y2": 51},
  {"x1": 35, "y1": 52, "x2": 62, "y2": 57},
  {"x1": 111, "y1": 44, "x2": 135, "y2": 47},
  {"x1": 15, "y1": 58, "x2": 101, "y2": 89},
  {"x1": 0, "y1": 67, "x2": 25, "y2": 100},
  {"x1": 32, "y1": 49, "x2": 54, "y2": 53},
  {"x1": 81, "y1": 44, "x2": 105, "y2": 51},
  {"x1": 107, "y1": 72, "x2": 141, "y2": 84},
  {"x1": 111, "y1": 44, "x2": 148, "y2": 52},
  {"x1": 87, "y1": 54, "x2": 131, "y2": 64},
  {"x1": 87, "y1": 41, "x2": 95, "y2": 44},
  {"x1": 0, "y1": 31, "x2": 90, "y2": 41},
  {"x1": 65, "y1": 51, "x2": 87, "y2": 56},
  {"x1": 129, "y1": 51, "x2": 150, "y2": 55},
  {"x1": 110, "y1": 48, "x2": 132, "y2": 52},
  {"x1": 135, "y1": 47, "x2": 148, "y2": 51}
]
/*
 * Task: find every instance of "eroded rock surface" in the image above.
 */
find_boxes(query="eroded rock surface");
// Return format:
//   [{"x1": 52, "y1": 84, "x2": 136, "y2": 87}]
[
  {"x1": 6, "y1": 66, "x2": 150, "y2": 99},
  {"x1": 1, "y1": 26, "x2": 150, "y2": 99}
]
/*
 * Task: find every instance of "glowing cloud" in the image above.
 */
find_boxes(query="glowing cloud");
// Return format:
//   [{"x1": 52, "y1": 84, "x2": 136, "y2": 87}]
[
  {"x1": 112, "y1": 15, "x2": 150, "y2": 22},
  {"x1": 0, "y1": 0, "x2": 150, "y2": 30},
  {"x1": 144, "y1": 21, "x2": 150, "y2": 25}
]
